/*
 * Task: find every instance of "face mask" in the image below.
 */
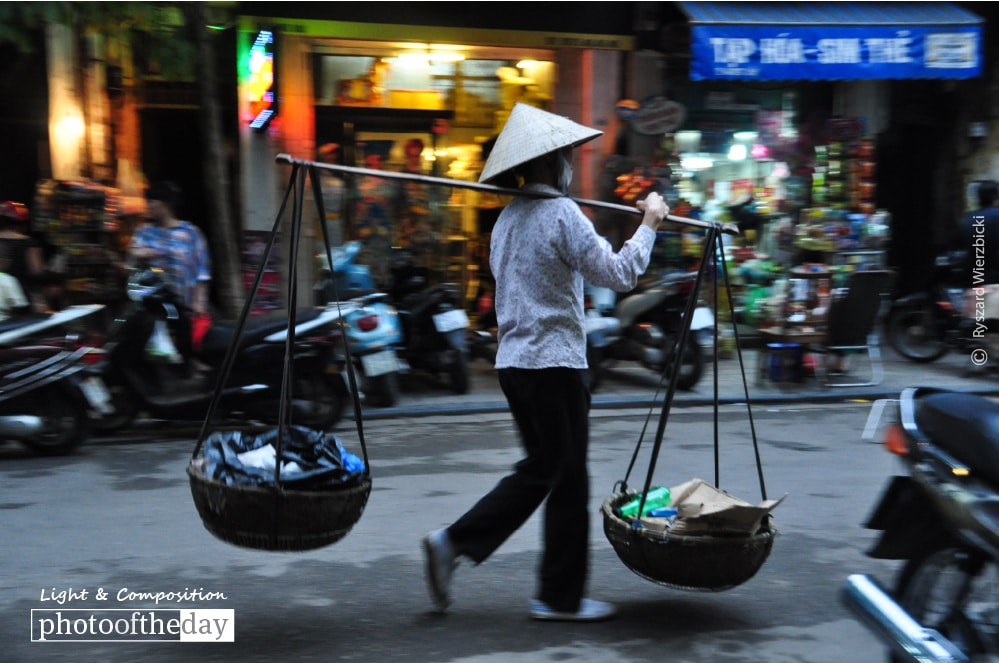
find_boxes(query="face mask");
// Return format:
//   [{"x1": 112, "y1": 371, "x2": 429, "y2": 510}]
[{"x1": 555, "y1": 149, "x2": 573, "y2": 195}]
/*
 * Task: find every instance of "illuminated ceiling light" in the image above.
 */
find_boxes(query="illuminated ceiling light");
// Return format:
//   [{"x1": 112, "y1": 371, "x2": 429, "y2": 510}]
[
  {"x1": 516, "y1": 59, "x2": 539, "y2": 69},
  {"x1": 429, "y1": 51, "x2": 465, "y2": 62},
  {"x1": 674, "y1": 130, "x2": 701, "y2": 152},
  {"x1": 396, "y1": 52, "x2": 431, "y2": 64},
  {"x1": 733, "y1": 131, "x2": 758, "y2": 142},
  {"x1": 396, "y1": 46, "x2": 465, "y2": 64},
  {"x1": 53, "y1": 108, "x2": 85, "y2": 138},
  {"x1": 681, "y1": 156, "x2": 714, "y2": 170}
]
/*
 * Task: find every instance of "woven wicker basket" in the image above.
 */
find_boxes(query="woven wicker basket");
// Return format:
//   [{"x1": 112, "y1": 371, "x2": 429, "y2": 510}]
[
  {"x1": 601, "y1": 492, "x2": 776, "y2": 591},
  {"x1": 188, "y1": 460, "x2": 372, "y2": 552}
]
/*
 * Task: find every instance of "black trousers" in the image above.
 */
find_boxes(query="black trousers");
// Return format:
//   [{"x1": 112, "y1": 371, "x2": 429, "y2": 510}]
[{"x1": 447, "y1": 367, "x2": 592, "y2": 612}]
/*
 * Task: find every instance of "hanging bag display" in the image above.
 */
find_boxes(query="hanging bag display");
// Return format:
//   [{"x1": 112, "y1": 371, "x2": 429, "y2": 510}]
[
  {"x1": 145, "y1": 318, "x2": 183, "y2": 363},
  {"x1": 190, "y1": 311, "x2": 213, "y2": 354}
]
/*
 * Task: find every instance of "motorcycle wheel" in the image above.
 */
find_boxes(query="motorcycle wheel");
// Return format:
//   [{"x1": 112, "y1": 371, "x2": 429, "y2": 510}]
[
  {"x1": 886, "y1": 306, "x2": 948, "y2": 363},
  {"x1": 446, "y1": 350, "x2": 470, "y2": 395},
  {"x1": 894, "y1": 544, "x2": 999, "y2": 661},
  {"x1": 365, "y1": 372, "x2": 399, "y2": 408},
  {"x1": 23, "y1": 387, "x2": 90, "y2": 457},
  {"x1": 661, "y1": 335, "x2": 703, "y2": 391},
  {"x1": 291, "y1": 372, "x2": 348, "y2": 429},
  {"x1": 587, "y1": 344, "x2": 604, "y2": 392},
  {"x1": 90, "y1": 382, "x2": 140, "y2": 434}
]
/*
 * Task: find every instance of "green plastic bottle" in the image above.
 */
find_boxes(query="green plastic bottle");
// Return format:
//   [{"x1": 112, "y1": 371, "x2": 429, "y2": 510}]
[{"x1": 618, "y1": 486, "x2": 671, "y2": 518}]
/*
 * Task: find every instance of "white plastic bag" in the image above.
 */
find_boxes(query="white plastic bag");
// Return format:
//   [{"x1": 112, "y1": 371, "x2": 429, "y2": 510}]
[{"x1": 146, "y1": 319, "x2": 182, "y2": 363}]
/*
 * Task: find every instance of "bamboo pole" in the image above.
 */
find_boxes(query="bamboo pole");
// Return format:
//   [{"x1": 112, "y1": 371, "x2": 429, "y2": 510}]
[{"x1": 275, "y1": 154, "x2": 740, "y2": 236}]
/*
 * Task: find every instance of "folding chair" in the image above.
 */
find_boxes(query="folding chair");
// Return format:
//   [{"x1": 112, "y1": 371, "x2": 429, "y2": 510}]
[{"x1": 810, "y1": 270, "x2": 892, "y2": 387}]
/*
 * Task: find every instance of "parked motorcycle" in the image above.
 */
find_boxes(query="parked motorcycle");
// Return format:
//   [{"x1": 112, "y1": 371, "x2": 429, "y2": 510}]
[
  {"x1": 584, "y1": 270, "x2": 710, "y2": 392},
  {"x1": 0, "y1": 304, "x2": 109, "y2": 456},
  {"x1": 90, "y1": 268, "x2": 348, "y2": 434},
  {"x1": 388, "y1": 248, "x2": 471, "y2": 394},
  {"x1": 841, "y1": 387, "x2": 999, "y2": 662},
  {"x1": 886, "y1": 250, "x2": 990, "y2": 364},
  {"x1": 466, "y1": 288, "x2": 498, "y2": 365},
  {"x1": 314, "y1": 241, "x2": 405, "y2": 407}
]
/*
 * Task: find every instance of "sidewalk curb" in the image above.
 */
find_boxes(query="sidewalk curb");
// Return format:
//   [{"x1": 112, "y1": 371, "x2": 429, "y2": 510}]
[{"x1": 349, "y1": 384, "x2": 999, "y2": 420}]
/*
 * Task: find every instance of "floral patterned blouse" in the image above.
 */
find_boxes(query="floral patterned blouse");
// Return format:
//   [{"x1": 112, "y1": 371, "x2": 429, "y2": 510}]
[
  {"x1": 128, "y1": 221, "x2": 211, "y2": 309},
  {"x1": 490, "y1": 183, "x2": 656, "y2": 369}
]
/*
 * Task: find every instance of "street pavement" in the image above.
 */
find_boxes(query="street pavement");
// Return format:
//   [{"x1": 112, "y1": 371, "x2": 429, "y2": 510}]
[
  {"x1": 4, "y1": 334, "x2": 998, "y2": 662},
  {"x1": 370, "y1": 338, "x2": 999, "y2": 421},
  {"x1": 5, "y1": 391, "x2": 910, "y2": 663}
]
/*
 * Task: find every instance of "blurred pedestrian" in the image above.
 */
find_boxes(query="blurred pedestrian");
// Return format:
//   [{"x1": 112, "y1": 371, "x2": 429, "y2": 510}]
[
  {"x1": 127, "y1": 181, "x2": 212, "y2": 375},
  {"x1": 317, "y1": 142, "x2": 347, "y2": 248},
  {"x1": 351, "y1": 140, "x2": 399, "y2": 288},
  {"x1": 421, "y1": 103, "x2": 668, "y2": 622},
  {"x1": 397, "y1": 138, "x2": 436, "y2": 271},
  {"x1": 0, "y1": 201, "x2": 45, "y2": 312},
  {"x1": 0, "y1": 243, "x2": 31, "y2": 322}
]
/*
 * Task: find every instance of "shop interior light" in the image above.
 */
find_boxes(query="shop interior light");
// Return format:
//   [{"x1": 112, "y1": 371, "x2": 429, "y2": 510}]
[
  {"x1": 733, "y1": 131, "x2": 758, "y2": 142},
  {"x1": 430, "y1": 51, "x2": 465, "y2": 63},
  {"x1": 397, "y1": 44, "x2": 466, "y2": 64},
  {"x1": 681, "y1": 155, "x2": 714, "y2": 170},
  {"x1": 728, "y1": 143, "x2": 748, "y2": 161},
  {"x1": 674, "y1": 130, "x2": 701, "y2": 153},
  {"x1": 750, "y1": 143, "x2": 771, "y2": 159},
  {"x1": 54, "y1": 110, "x2": 85, "y2": 142},
  {"x1": 397, "y1": 51, "x2": 465, "y2": 64},
  {"x1": 396, "y1": 52, "x2": 430, "y2": 64},
  {"x1": 517, "y1": 59, "x2": 539, "y2": 69}
]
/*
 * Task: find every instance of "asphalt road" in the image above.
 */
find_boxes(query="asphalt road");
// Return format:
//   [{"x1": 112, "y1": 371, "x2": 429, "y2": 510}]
[{"x1": 2, "y1": 399, "x2": 905, "y2": 662}]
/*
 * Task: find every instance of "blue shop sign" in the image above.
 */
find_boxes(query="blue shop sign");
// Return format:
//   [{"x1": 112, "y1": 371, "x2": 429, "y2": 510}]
[{"x1": 679, "y1": 2, "x2": 982, "y2": 81}]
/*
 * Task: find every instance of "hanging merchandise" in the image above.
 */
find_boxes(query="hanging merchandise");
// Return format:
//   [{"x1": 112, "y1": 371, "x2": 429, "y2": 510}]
[
  {"x1": 34, "y1": 180, "x2": 136, "y2": 306},
  {"x1": 602, "y1": 222, "x2": 784, "y2": 591},
  {"x1": 145, "y1": 318, "x2": 182, "y2": 364}
]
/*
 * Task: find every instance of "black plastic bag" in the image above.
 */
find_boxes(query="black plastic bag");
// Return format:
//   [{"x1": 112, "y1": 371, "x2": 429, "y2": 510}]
[{"x1": 202, "y1": 426, "x2": 366, "y2": 490}]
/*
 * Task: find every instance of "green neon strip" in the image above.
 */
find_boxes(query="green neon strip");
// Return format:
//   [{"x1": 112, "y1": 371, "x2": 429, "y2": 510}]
[{"x1": 237, "y1": 16, "x2": 634, "y2": 50}]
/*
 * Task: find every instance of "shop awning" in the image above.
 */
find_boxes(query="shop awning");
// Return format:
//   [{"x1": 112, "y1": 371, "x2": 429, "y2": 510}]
[{"x1": 678, "y1": 2, "x2": 983, "y2": 81}]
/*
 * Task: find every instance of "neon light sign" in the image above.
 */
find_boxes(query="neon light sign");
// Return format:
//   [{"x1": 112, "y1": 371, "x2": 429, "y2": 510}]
[{"x1": 248, "y1": 30, "x2": 275, "y2": 130}]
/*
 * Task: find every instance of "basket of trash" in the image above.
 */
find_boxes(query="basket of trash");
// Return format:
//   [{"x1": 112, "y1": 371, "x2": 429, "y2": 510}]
[
  {"x1": 601, "y1": 479, "x2": 780, "y2": 591},
  {"x1": 188, "y1": 426, "x2": 371, "y2": 552}
]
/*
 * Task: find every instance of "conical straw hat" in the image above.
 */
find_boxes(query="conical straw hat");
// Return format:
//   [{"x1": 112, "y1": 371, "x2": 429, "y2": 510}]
[{"x1": 479, "y1": 103, "x2": 603, "y2": 184}]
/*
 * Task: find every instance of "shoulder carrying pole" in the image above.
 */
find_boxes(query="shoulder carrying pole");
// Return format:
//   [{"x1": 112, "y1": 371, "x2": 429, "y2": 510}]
[{"x1": 274, "y1": 154, "x2": 740, "y2": 236}]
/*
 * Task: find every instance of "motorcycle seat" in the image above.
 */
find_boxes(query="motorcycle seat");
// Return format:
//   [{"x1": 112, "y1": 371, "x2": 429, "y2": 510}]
[
  {"x1": 915, "y1": 391, "x2": 999, "y2": 486},
  {"x1": 199, "y1": 308, "x2": 321, "y2": 361}
]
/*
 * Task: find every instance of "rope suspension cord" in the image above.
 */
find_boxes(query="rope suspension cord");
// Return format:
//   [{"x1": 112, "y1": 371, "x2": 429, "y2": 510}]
[
  {"x1": 192, "y1": 160, "x2": 373, "y2": 475},
  {"x1": 274, "y1": 153, "x2": 764, "y2": 502},
  {"x1": 274, "y1": 154, "x2": 741, "y2": 237}
]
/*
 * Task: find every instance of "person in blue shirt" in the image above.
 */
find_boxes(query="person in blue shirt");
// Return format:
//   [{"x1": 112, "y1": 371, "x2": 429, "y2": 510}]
[
  {"x1": 421, "y1": 103, "x2": 668, "y2": 622},
  {"x1": 127, "y1": 181, "x2": 212, "y2": 373}
]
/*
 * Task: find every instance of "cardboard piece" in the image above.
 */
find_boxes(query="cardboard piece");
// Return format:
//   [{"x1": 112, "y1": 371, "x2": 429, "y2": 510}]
[{"x1": 640, "y1": 478, "x2": 785, "y2": 535}]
